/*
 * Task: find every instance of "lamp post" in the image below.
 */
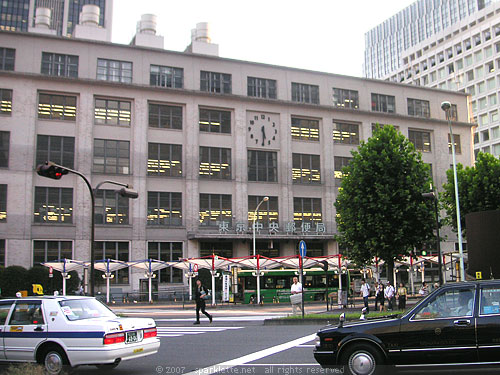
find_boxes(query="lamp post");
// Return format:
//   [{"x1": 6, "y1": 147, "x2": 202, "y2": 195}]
[
  {"x1": 422, "y1": 190, "x2": 443, "y2": 285},
  {"x1": 441, "y1": 101, "x2": 465, "y2": 282},
  {"x1": 253, "y1": 196, "x2": 269, "y2": 305}
]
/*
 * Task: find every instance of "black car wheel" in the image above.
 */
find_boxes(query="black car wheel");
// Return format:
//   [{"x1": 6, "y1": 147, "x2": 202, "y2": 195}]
[{"x1": 340, "y1": 342, "x2": 384, "y2": 375}]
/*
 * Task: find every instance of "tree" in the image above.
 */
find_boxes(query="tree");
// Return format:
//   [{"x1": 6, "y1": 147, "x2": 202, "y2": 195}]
[
  {"x1": 334, "y1": 125, "x2": 435, "y2": 283},
  {"x1": 440, "y1": 152, "x2": 500, "y2": 235}
]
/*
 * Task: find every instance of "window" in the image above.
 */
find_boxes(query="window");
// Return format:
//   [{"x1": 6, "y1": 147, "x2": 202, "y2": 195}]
[
  {"x1": 292, "y1": 83, "x2": 319, "y2": 104},
  {"x1": 33, "y1": 240, "x2": 72, "y2": 265},
  {"x1": 38, "y1": 93, "x2": 76, "y2": 121},
  {"x1": 485, "y1": 46, "x2": 493, "y2": 59},
  {"x1": 41, "y1": 52, "x2": 78, "y2": 77},
  {"x1": 492, "y1": 112, "x2": 499, "y2": 124},
  {"x1": 464, "y1": 39, "x2": 471, "y2": 50},
  {"x1": 489, "y1": 94, "x2": 497, "y2": 106},
  {"x1": 150, "y1": 65, "x2": 183, "y2": 88},
  {"x1": 0, "y1": 48, "x2": 15, "y2": 71},
  {"x1": 484, "y1": 29, "x2": 491, "y2": 41},
  {"x1": 95, "y1": 189, "x2": 129, "y2": 225},
  {"x1": 199, "y1": 194, "x2": 232, "y2": 227},
  {"x1": 147, "y1": 143, "x2": 182, "y2": 177},
  {"x1": 94, "y1": 242, "x2": 129, "y2": 284},
  {"x1": 291, "y1": 117, "x2": 319, "y2": 141},
  {"x1": 372, "y1": 123, "x2": 399, "y2": 134},
  {"x1": 332, "y1": 88, "x2": 359, "y2": 109},
  {"x1": 148, "y1": 103, "x2": 182, "y2": 129},
  {"x1": 474, "y1": 34, "x2": 481, "y2": 46},
  {"x1": 0, "y1": 89, "x2": 12, "y2": 115},
  {"x1": 482, "y1": 130, "x2": 490, "y2": 142},
  {"x1": 456, "y1": 59, "x2": 463, "y2": 70},
  {"x1": 247, "y1": 196, "x2": 279, "y2": 228},
  {"x1": 94, "y1": 98, "x2": 131, "y2": 126},
  {"x1": 478, "y1": 81, "x2": 485, "y2": 94},
  {"x1": 33, "y1": 187, "x2": 73, "y2": 223},
  {"x1": 475, "y1": 50, "x2": 483, "y2": 63},
  {"x1": 9, "y1": 301, "x2": 44, "y2": 325},
  {"x1": 147, "y1": 192, "x2": 182, "y2": 226},
  {"x1": 407, "y1": 98, "x2": 430, "y2": 118},
  {"x1": 293, "y1": 197, "x2": 322, "y2": 226},
  {"x1": 93, "y1": 139, "x2": 130, "y2": 174},
  {"x1": 0, "y1": 184, "x2": 6, "y2": 222},
  {"x1": 247, "y1": 150, "x2": 278, "y2": 182},
  {"x1": 413, "y1": 287, "x2": 475, "y2": 319},
  {"x1": 200, "y1": 71, "x2": 231, "y2": 94},
  {"x1": 333, "y1": 122, "x2": 360, "y2": 145},
  {"x1": 199, "y1": 147, "x2": 231, "y2": 179},
  {"x1": 292, "y1": 153, "x2": 321, "y2": 184},
  {"x1": 36, "y1": 135, "x2": 75, "y2": 169},
  {"x1": 147, "y1": 242, "x2": 183, "y2": 283},
  {"x1": 455, "y1": 44, "x2": 462, "y2": 55},
  {"x1": 487, "y1": 78, "x2": 496, "y2": 90},
  {"x1": 475, "y1": 66, "x2": 484, "y2": 79},
  {"x1": 247, "y1": 77, "x2": 277, "y2": 99},
  {"x1": 0, "y1": 239, "x2": 4, "y2": 267},
  {"x1": 409, "y1": 129, "x2": 432, "y2": 153},
  {"x1": 448, "y1": 134, "x2": 461, "y2": 154},
  {"x1": 0, "y1": 131, "x2": 9, "y2": 168},
  {"x1": 249, "y1": 241, "x2": 280, "y2": 258},
  {"x1": 479, "y1": 97, "x2": 487, "y2": 110},
  {"x1": 96, "y1": 59, "x2": 132, "y2": 83},
  {"x1": 334, "y1": 156, "x2": 353, "y2": 183},
  {"x1": 480, "y1": 113, "x2": 489, "y2": 126},
  {"x1": 199, "y1": 108, "x2": 231, "y2": 133},
  {"x1": 371, "y1": 93, "x2": 395, "y2": 113},
  {"x1": 200, "y1": 242, "x2": 233, "y2": 258},
  {"x1": 465, "y1": 55, "x2": 473, "y2": 67},
  {"x1": 480, "y1": 286, "x2": 500, "y2": 315}
]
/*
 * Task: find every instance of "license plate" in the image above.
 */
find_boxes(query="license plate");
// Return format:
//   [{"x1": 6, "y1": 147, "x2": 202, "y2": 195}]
[{"x1": 126, "y1": 330, "x2": 143, "y2": 344}]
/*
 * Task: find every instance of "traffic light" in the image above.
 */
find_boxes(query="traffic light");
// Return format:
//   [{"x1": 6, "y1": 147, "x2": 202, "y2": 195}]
[
  {"x1": 36, "y1": 162, "x2": 68, "y2": 180},
  {"x1": 321, "y1": 260, "x2": 329, "y2": 272}
]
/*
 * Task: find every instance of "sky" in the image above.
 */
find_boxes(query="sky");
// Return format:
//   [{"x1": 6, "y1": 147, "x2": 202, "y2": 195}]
[{"x1": 112, "y1": 0, "x2": 416, "y2": 78}]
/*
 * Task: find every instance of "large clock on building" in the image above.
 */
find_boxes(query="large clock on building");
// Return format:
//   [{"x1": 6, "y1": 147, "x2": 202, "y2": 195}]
[{"x1": 246, "y1": 111, "x2": 280, "y2": 148}]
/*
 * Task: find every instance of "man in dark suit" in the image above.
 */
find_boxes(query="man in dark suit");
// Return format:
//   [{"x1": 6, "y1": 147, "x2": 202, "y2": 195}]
[{"x1": 194, "y1": 279, "x2": 213, "y2": 325}]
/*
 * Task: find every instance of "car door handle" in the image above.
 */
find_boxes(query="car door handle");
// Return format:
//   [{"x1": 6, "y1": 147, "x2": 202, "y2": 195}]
[
  {"x1": 34, "y1": 326, "x2": 44, "y2": 332},
  {"x1": 454, "y1": 319, "x2": 471, "y2": 326}
]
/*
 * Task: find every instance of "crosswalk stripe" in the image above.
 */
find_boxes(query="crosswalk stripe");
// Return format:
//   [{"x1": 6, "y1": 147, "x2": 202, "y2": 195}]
[{"x1": 156, "y1": 326, "x2": 243, "y2": 338}]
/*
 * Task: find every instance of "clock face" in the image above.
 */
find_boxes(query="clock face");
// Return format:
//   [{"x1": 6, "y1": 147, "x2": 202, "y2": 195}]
[{"x1": 246, "y1": 112, "x2": 280, "y2": 149}]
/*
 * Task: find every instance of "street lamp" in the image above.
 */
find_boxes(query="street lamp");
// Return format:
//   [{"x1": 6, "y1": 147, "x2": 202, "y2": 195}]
[
  {"x1": 422, "y1": 190, "x2": 443, "y2": 285},
  {"x1": 253, "y1": 196, "x2": 269, "y2": 305},
  {"x1": 441, "y1": 101, "x2": 465, "y2": 282}
]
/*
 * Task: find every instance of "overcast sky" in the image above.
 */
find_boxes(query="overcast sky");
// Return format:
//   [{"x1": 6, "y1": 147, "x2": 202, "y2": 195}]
[{"x1": 112, "y1": 0, "x2": 416, "y2": 77}]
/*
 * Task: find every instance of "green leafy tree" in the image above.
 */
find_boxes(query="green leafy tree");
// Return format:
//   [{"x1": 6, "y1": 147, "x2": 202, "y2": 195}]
[
  {"x1": 440, "y1": 152, "x2": 500, "y2": 234},
  {"x1": 335, "y1": 125, "x2": 435, "y2": 282}
]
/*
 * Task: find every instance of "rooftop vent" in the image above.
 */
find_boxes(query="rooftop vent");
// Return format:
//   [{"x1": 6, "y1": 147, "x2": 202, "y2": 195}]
[
  {"x1": 130, "y1": 14, "x2": 164, "y2": 49},
  {"x1": 185, "y1": 22, "x2": 219, "y2": 57},
  {"x1": 73, "y1": 3, "x2": 109, "y2": 42},
  {"x1": 34, "y1": 7, "x2": 51, "y2": 29},
  {"x1": 137, "y1": 14, "x2": 157, "y2": 35},
  {"x1": 80, "y1": 4, "x2": 99, "y2": 27}
]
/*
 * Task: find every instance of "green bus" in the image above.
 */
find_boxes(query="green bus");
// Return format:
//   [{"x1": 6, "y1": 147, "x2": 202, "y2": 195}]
[{"x1": 237, "y1": 268, "x2": 350, "y2": 304}]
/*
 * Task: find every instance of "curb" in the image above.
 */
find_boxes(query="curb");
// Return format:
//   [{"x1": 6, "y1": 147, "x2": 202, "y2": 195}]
[{"x1": 264, "y1": 318, "x2": 337, "y2": 326}]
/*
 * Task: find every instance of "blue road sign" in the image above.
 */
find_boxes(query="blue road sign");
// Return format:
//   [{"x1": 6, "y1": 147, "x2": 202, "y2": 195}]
[{"x1": 299, "y1": 240, "x2": 307, "y2": 257}]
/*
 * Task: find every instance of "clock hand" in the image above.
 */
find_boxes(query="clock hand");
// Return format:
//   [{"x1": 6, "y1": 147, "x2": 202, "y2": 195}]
[{"x1": 261, "y1": 125, "x2": 266, "y2": 146}]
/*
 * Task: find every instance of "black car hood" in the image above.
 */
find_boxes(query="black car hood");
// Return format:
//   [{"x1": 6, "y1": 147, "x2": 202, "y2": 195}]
[{"x1": 319, "y1": 316, "x2": 401, "y2": 334}]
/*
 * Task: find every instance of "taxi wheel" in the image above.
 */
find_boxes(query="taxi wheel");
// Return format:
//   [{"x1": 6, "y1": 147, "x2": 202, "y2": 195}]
[
  {"x1": 42, "y1": 347, "x2": 71, "y2": 375},
  {"x1": 340, "y1": 342, "x2": 384, "y2": 375}
]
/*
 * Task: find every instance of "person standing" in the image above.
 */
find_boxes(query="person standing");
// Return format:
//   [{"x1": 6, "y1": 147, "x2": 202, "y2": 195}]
[
  {"x1": 419, "y1": 282, "x2": 429, "y2": 297},
  {"x1": 290, "y1": 276, "x2": 303, "y2": 315},
  {"x1": 360, "y1": 279, "x2": 370, "y2": 313},
  {"x1": 194, "y1": 279, "x2": 213, "y2": 325},
  {"x1": 397, "y1": 282, "x2": 407, "y2": 310},
  {"x1": 376, "y1": 283, "x2": 385, "y2": 311},
  {"x1": 384, "y1": 281, "x2": 395, "y2": 311}
]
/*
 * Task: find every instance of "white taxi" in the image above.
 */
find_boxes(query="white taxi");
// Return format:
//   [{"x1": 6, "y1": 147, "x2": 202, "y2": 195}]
[{"x1": 0, "y1": 296, "x2": 160, "y2": 374}]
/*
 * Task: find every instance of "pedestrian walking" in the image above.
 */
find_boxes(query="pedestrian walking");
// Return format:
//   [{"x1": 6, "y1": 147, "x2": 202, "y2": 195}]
[
  {"x1": 290, "y1": 276, "x2": 303, "y2": 315},
  {"x1": 419, "y1": 282, "x2": 429, "y2": 297},
  {"x1": 397, "y1": 282, "x2": 407, "y2": 310},
  {"x1": 360, "y1": 279, "x2": 370, "y2": 313},
  {"x1": 194, "y1": 279, "x2": 212, "y2": 325},
  {"x1": 384, "y1": 281, "x2": 395, "y2": 311},
  {"x1": 374, "y1": 282, "x2": 384, "y2": 311}
]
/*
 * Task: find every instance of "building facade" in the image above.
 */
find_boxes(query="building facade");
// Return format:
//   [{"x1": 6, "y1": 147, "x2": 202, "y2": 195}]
[{"x1": 0, "y1": 29, "x2": 472, "y2": 293}]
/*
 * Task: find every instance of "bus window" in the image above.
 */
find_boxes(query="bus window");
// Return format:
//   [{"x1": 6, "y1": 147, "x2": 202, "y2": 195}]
[
  {"x1": 264, "y1": 277, "x2": 275, "y2": 289},
  {"x1": 245, "y1": 277, "x2": 256, "y2": 289},
  {"x1": 276, "y1": 277, "x2": 288, "y2": 289}
]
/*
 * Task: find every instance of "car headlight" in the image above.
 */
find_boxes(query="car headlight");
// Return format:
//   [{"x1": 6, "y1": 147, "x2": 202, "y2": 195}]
[{"x1": 315, "y1": 334, "x2": 321, "y2": 348}]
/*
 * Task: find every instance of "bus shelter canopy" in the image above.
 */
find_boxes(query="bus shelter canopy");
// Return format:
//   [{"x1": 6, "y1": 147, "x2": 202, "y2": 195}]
[
  {"x1": 42, "y1": 259, "x2": 86, "y2": 273},
  {"x1": 127, "y1": 259, "x2": 172, "y2": 273}
]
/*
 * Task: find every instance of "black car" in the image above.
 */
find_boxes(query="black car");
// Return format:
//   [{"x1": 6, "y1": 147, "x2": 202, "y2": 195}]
[{"x1": 314, "y1": 280, "x2": 500, "y2": 375}]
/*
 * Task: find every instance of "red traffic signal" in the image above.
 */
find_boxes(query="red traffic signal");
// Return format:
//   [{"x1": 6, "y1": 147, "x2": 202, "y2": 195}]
[{"x1": 36, "y1": 162, "x2": 69, "y2": 180}]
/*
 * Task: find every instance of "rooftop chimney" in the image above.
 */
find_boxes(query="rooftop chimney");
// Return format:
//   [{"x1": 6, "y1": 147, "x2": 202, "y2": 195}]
[
  {"x1": 73, "y1": 4, "x2": 110, "y2": 42},
  {"x1": 130, "y1": 14, "x2": 164, "y2": 49},
  {"x1": 28, "y1": 7, "x2": 57, "y2": 35},
  {"x1": 80, "y1": 4, "x2": 99, "y2": 27},
  {"x1": 185, "y1": 22, "x2": 219, "y2": 56}
]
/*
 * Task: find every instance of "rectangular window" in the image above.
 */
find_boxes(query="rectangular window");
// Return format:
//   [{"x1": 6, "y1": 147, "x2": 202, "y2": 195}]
[
  {"x1": 95, "y1": 189, "x2": 129, "y2": 225},
  {"x1": 148, "y1": 103, "x2": 182, "y2": 129},
  {"x1": 0, "y1": 131, "x2": 9, "y2": 168},
  {"x1": 41, "y1": 52, "x2": 78, "y2": 78},
  {"x1": 150, "y1": 65, "x2": 183, "y2": 88},
  {"x1": 293, "y1": 197, "x2": 322, "y2": 225},
  {"x1": 291, "y1": 117, "x2": 319, "y2": 141},
  {"x1": 147, "y1": 192, "x2": 182, "y2": 226},
  {"x1": 448, "y1": 134, "x2": 461, "y2": 154},
  {"x1": 334, "y1": 156, "x2": 353, "y2": 182},
  {"x1": 94, "y1": 242, "x2": 129, "y2": 284},
  {"x1": 199, "y1": 194, "x2": 232, "y2": 227},
  {"x1": 409, "y1": 129, "x2": 432, "y2": 153},
  {"x1": 0, "y1": 48, "x2": 15, "y2": 71},
  {"x1": 200, "y1": 71, "x2": 231, "y2": 94},
  {"x1": 292, "y1": 153, "x2": 321, "y2": 184},
  {"x1": 33, "y1": 240, "x2": 72, "y2": 265},
  {"x1": 33, "y1": 187, "x2": 73, "y2": 224},
  {"x1": 0, "y1": 89, "x2": 12, "y2": 115},
  {"x1": 200, "y1": 242, "x2": 233, "y2": 258},
  {"x1": 292, "y1": 82, "x2": 319, "y2": 104},
  {"x1": 371, "y1": 93, "x2": 395, "y2": 113},
  {"x1": 247, "y1": 195, "x2": 279, "y2": 228},
  {"x1": 38, "y1": 93, "x2": 76, "y2": 121},
  {"x1": 0, "y1": 184, "x2": 6, "y2": 222},
  {"x1": 199, "y1": 108, "x2": 231, "y2": 133},
  {"x1": 333, "y1": 122, "x2": 360, "y2": 145},
  {"x1": 36, "y1": 135, "x2": 75, "y2": 169},
  {"x1": 94, "y1": 98, "x2": 131, "y2": 126},
  {"x1": 93, "y1": 139, "x2": 130, "y2": 174},
  {"x1": 147, "y1": 143, "x2": 182, "y2": 177},
  {"x1": 247, "y1": 150, "x2": 278, "y2": 182},
  {"x1": 147, "y1": 242, "x2": 183, "y2": 283},
  {"x1": 247, "y1": 77, "x2": 277, "y2": 99},
  {"x1": 332, "y1": 88, "x2": 359, "y2": 109},
  {"x1": 199, "y1": 146, "x2": 231, "y2": 179},
  {"x1": 96, "y1": 59, "x2": 132, "y2": 83},
  {"x1": 407, "y1": 98, "x2": 430, "y2": 118}
]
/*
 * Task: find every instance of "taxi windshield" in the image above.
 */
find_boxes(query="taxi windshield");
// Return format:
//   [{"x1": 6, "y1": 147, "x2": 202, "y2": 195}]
[{"x1": 59, "y1": 299, "x2": 116, "y2": 321}]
